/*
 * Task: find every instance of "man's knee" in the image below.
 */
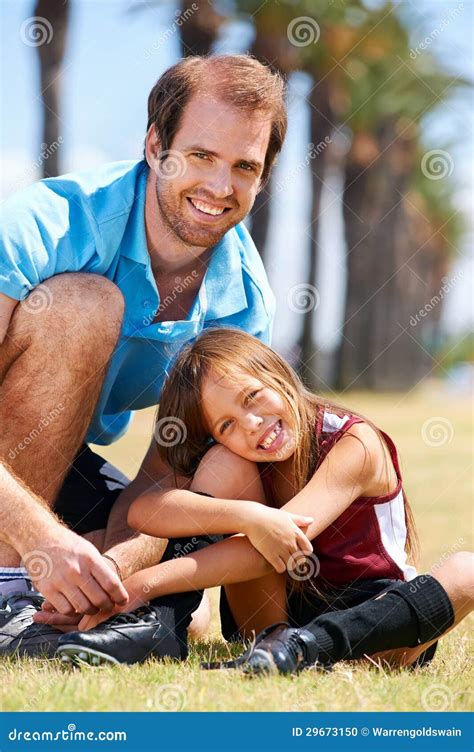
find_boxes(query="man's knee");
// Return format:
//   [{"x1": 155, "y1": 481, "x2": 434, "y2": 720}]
[{"x1": 3, "y1": 273, "x2": 124, "y2": 354}]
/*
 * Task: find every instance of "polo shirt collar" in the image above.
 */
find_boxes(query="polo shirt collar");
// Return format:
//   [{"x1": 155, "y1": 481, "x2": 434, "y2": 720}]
[
  {"x1": 203, "y1": 228, "x2": 248, "y2": 321},
  {"x1": 120, "y1": 160, "x2": 150, "y2": 266}
]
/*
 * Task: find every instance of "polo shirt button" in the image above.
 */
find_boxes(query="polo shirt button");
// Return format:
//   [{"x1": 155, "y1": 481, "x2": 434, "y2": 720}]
[{"x1": 143, "y1": 300, "x2": 152, "y2": 308}]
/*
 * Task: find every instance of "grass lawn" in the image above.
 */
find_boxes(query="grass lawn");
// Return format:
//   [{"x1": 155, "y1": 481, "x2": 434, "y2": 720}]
[{"x1": 1, "y1": 383, "x2": 472, "y2": 712}]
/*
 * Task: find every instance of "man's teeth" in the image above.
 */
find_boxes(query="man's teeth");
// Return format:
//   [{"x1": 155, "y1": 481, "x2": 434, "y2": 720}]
[
  {"x1": 260, "y1": 421, "x2": 282, "y2": 449},
  {"x1": 190, "y1": 199, "x2": 225, "y2": 216}
]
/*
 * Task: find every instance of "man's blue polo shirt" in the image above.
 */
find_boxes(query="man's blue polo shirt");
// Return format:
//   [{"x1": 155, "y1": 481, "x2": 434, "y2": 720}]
[{"x1": 0, "y1": 160, "x2": 275, "y2": 444}]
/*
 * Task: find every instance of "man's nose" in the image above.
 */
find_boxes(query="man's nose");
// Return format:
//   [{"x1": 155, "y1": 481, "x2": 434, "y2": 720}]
[{"x1": 205, "y1": 165, "x2": 233, "y2": 198}]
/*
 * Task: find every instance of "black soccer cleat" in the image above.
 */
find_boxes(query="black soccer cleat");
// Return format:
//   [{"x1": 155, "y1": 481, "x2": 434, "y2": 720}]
[
  {"x1": 202, "y1": 621, "x2": 320, "y2": 676},
  {"x1": 0, "y1": 590, "x2": 64, "y2": 659},
  {"x1": 56, "y1": 605, "x2": 188, "y2": 666}
]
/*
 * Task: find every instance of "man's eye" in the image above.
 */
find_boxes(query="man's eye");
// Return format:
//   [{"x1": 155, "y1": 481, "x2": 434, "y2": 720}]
[
  {"x1": 238, "y1": 162, "x2": 254, "y2": 171},
  {"x1": 192, "y1": 152, "x2": 209, "y2": 160}
]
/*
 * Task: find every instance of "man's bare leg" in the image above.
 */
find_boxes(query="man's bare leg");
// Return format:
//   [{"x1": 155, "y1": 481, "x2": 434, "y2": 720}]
[{"x1": 0, "y1": 273, "x2": 125, "y2": 569}]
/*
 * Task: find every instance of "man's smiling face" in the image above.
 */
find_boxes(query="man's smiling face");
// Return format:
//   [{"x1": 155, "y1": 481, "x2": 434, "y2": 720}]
[{"x1": 150, "y1": 94, "x2": 272, "y2": 249}]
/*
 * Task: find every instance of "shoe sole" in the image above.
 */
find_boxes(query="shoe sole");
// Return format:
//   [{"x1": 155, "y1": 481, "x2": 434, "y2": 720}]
[{"x1": 57, "y1": 644, "x2": 120, "y2": 666}]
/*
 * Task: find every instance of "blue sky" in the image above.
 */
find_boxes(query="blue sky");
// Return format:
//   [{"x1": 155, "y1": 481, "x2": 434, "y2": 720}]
[{"x1": 1, "y1": 0, "x2": 472, "y2": 348}]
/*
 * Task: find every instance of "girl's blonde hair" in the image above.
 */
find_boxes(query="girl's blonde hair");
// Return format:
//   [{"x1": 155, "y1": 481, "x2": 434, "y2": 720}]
[{"x1": 157, "y1": 327, "x2": 419, "y2": 565}]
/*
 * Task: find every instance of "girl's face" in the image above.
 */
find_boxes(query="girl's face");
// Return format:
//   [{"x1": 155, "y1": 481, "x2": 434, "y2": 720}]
[{"x1": 201, "y1": 370, "x2": 296, "y2": 463}]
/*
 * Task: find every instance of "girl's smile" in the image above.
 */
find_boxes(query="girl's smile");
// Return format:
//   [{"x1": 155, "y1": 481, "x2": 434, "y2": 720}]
[{"x1": 201, "y1": 371, "x2": 296, "y2": 462}]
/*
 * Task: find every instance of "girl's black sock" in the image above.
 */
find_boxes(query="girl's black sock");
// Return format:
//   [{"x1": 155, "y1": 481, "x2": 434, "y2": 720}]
[
  {"x1": 147, "y1": 530, "x2": 220, "y2": 659},
  {"x1": 149, "y1": 590, "x2": 203, "y2": 659},
  {"x1": 302, "y1": 575, "x2": 454, "y2": 665}
]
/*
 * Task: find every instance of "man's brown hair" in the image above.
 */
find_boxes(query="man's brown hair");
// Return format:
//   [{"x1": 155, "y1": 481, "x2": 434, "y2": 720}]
[{"x1": 145, "y1": 54, "x2": 287, "y2": 187}]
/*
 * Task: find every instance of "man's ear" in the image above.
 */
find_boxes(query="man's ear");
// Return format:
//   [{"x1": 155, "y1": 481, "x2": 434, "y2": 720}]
[{"x1": 144, "y1": 124, "x2": 162, "y2": 171}]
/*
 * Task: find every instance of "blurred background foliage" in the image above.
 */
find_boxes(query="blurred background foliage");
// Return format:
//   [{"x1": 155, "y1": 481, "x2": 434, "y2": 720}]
[{"x1": 30, "y1": 0, "x2": 473, "y2": 392}]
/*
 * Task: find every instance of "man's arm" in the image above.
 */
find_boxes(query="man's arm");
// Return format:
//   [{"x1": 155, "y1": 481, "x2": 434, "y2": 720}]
[{"x1": 100, "y1": 437, "x2": 191, "y2": 580}]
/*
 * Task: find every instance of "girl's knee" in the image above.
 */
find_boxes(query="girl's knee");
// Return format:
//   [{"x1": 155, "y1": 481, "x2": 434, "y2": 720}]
[
  {"x1": 434, "y1": 551, "x2": 474, "y2": 602},
  {"x1": 191, "y1": 444, "x2": 266, "y2": 502}
]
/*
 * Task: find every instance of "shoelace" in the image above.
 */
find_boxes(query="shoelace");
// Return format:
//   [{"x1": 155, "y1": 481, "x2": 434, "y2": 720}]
[
  {"x1": 101, "y1": 605, "x2": 158, "y2": 629},
  {"x1": 201, "y1": 621, "x2": 291, "y2": 670}
]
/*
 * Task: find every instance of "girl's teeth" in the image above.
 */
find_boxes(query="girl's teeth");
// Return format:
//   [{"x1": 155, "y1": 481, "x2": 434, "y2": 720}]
[{"x1": 261, "y1": 422, "x2": 282, "y2": 449}]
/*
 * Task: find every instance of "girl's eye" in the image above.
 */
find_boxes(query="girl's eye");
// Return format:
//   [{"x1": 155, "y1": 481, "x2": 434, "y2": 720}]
[
  {"x1": 192, "y1": 152, "x2": 209, "y2": 160},
  {"x1": 245, "y1": 390, "x2": 260, "y2": 405},
  {"x1": 219, "y1": 419, "x2": 233, "y2": 435}
]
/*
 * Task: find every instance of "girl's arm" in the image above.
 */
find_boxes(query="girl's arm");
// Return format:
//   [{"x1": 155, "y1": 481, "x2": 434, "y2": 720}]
[
  {"x1": 129, "y1": 487, "x2": 262, "y2": 538},
  {"x1": 78, "y1": 534, "x2": 274, "y2": 630},
  {"x1": 129, "y1": 487, "x2": 313, "y2": 573},
  {"x1": 281, "y1": 422, "x2": 398, "y2": 540},
  {"x1": 128, "y1": 423, "x2": 392, "y2": 599}
]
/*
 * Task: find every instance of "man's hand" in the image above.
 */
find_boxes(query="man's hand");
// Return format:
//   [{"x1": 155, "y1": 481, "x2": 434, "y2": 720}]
[
  {"x1": 24, "y1": 528, "x2": 129, "y2": 617},
  {"x1": 33, "y1": 554, "x2": 126, "y2": 630},
  {"x1": 76, "y1": 571, "x2": 150, "y2": 631},
  {"x1": 242, "y1": 505, "x2": 314, "y2": 574}
]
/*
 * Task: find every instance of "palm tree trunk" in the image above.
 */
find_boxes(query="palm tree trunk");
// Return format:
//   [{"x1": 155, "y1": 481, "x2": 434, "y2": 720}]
[
  {"x1": 298, "y1": 79, "x2": 334, "y2": 389},
  {"x1": 336, "y1": 121, "x2": 430, "y2": 390},
  {"x1": 179, "y1": 0, "x2": 222, "y2": 57},
  {"x1": 34, "y1": 0, "x2": 69, "y2": 178}
]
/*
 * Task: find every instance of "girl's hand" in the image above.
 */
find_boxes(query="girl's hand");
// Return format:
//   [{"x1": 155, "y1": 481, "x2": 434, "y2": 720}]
[
  {"x1": 33, "y1": 600, "x2": 83, "y2": 633},
  {"x1": 243, "y1": 505, "x2": 314, "y2": 573},
  {"x1": 77, "y1": 574, "x2": 150, "y2": 631}
]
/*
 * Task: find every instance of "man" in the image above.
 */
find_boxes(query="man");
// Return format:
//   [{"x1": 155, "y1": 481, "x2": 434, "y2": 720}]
[{"x1": 0, "y1": 54, "x2": 287, "y2": 657}]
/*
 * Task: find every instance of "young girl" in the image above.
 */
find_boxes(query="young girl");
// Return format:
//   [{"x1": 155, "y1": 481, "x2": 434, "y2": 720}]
[{"x1": 58, "y1": 328, "x2": 473, "y2": 672}]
